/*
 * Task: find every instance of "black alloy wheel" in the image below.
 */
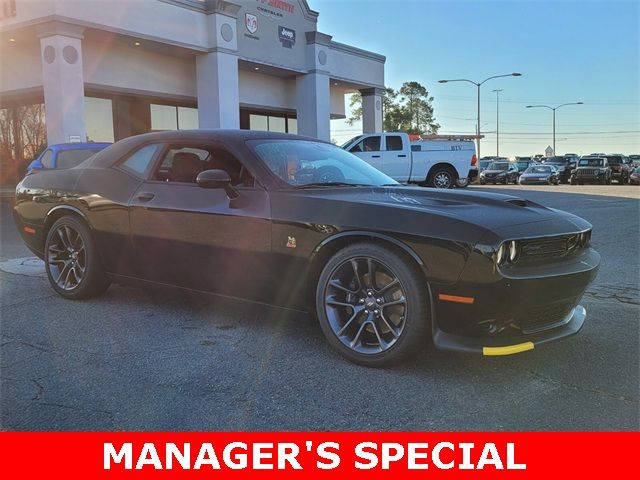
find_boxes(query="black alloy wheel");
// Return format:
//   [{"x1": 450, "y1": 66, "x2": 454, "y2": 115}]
[
  {"x1": 45, "y1": 216, "x2": 111, "y2": 299},
  {"x1": 316, "y1": 243, "x2": 429, "y2": 366}
]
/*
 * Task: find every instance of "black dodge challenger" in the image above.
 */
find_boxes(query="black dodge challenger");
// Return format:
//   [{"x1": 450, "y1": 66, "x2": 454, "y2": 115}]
[{"x1": 13, "y1": 130, "x2": 600, "y2": 366}]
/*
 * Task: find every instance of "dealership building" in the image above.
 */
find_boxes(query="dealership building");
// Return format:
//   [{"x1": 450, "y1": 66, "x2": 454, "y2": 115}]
[{"x1": 0, "y1": 0, "x2": 385, "y2": 159}]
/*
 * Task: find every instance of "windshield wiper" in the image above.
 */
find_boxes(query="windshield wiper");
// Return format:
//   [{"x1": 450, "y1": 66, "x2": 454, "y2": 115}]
[{"x1": 294, "y1": 182, "x2": 371, "y2": 189}]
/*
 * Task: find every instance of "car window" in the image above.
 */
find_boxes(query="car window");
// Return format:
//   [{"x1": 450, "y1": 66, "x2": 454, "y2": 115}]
[
  {"x1": 250, "y1": 140, "x2": 397, "y2": 187},
  {"x1": 350, "y1": 136, "x2": 381, "y2": 153},
  {"x1": 385, "y1": 136, "x2": 403, "y2": 151},
  {"x1": 153, "y1": 145, "x2": 253, "y2": 186},
  {"x1": 40, "y1": 149, "x2": 53, "y2": 168},
  {"x1": 579, "y1": 158, "x2": 604, "y2": 167},
  {"x1": 56, "y1": 149, "x2": 103, "y2": 169},
  {"x1": 120, "y1": 144, "x2": 161, "y2": 176}
]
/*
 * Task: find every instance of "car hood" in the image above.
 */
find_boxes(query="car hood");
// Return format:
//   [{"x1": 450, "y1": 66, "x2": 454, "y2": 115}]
[
  {"x1": 481, "y1": 169, "x2": 508, "y2": 175},
  {"x1": 278, "y1": 186, "x2": 590, "y2": 245}
]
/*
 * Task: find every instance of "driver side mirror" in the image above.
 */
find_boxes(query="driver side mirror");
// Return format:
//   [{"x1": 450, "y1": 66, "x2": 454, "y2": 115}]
[{"x1": 196, "y1": 169, "x2": 239, "y2": 199}]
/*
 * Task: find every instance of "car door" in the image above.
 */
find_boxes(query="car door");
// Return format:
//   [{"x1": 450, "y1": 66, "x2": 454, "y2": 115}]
[
  {"x1": 509, "y1": 164, "x2": 519, "y2": 182},
  {"x1": 128, "y1": 142, "x2": 272, "y2": 300},
  {"x1": 381, "y1": 134, "x2": 410, "y2": 181},
  {"x1": 348, "y1": 135, "x2": 383, "y2": 171}
]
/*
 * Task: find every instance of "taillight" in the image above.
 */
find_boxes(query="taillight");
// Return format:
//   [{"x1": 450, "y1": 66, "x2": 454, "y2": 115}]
[{"x1": 471, "y1": 154, "x2": 477, "y2": 166}]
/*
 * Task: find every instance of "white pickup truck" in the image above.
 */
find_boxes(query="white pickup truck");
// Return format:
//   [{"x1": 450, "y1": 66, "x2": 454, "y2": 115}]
[{"x1": 341, "y1": 132, "x2": 478, "y2": 188}]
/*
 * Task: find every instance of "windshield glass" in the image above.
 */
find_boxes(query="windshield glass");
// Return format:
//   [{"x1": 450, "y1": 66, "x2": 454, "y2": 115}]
[
  {"x1": 487, "y1": 162, "x2": 509, "y2": 170},
  {"x1": 579, "y1": 158, "x2": 604, "y2": 167},
  {"x1": 250, "y1": 140, "x2": 398, "y2": 187},
  {"x1": 544, "y1": 156, "x2": 565, "y2": 164},
  {"x1": 606, "y1": 156, "x2": 622, "y2": 165},
  {"x1": 340, "y1": 135, "x2": 363, "y2": 149},
  {"x1": 525, "y1": 165, "x2": 552, "y2": 174},
  {"x1": 56, "y1": 149, "x2": 103, "y2": 169},
  {"x1": 516, "y1": 161, "x2": 530, "y2": 169}
]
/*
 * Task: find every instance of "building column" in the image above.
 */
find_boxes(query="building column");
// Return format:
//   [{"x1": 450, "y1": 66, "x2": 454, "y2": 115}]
[
  {"x1": 361, "y1": 87, "x2": 384, "y2": 133},
  {"x1": 197, "y1": 5, "x2": 241, "y2": 129},
  {"x1": 37, "y1": 24, "x2": 86, "y2": 145},
  {"x1": 296, "y1": 72, "x2": 330, "y2": 141}
]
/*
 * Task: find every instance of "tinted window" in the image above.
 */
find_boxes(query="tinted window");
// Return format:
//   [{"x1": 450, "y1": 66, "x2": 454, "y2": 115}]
[
  {"x1": 56, "y1": 149, "x2": 102, "y2": 169},
  {"x1": 350, "y1": 136, "x2": 381, "y2": 153},
  {"x1": 488, "y1": 162, "x2": 509, "y2": 170},
  {"x1": 386, "y1": 136, "x2": 403, "y2": 151},
  {"x1": 250, "y1": 140, "x2": 397, "y2": 187},
  {"x1": 579, "y1": 158, "x2": 604, "y2": 167},
  {"x1": 121, "y1": 144, "x2": 161, "y2": 176},
  {"x1": 606, "y1": 156, "x2": 622, "y2": 165},
  {"x1": 40, "y1": 149, "x2": 53, "y2": 168}
]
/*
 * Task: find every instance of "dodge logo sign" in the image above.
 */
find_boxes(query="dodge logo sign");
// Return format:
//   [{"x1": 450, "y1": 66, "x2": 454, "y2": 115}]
[
  {"x1": 245, "y1": 13, "x2": 258, "y2": 34},
  {"x1": 278, "y1": 26, "x2": 295, "y2": 48}
]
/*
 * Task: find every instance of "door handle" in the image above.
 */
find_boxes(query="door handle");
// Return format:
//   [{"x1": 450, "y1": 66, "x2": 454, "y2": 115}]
[
  {"x1": 137, "y1": 192, "x2": 155, "y2": 202},
  {"x1": 372, "y1": 155, "x2": 381, "y2": 158},
  {"x1": 397, "y1": 154, "x2": 407, "y2": 157}
]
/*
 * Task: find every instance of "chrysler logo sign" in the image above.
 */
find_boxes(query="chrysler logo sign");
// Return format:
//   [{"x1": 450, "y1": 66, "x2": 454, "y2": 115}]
[
  {"x1": 278, "y1": 26, "x2": 295, "y2": 48},
  {"x1": 245, "y1": 13, "x2": 258, "y2": 34}
]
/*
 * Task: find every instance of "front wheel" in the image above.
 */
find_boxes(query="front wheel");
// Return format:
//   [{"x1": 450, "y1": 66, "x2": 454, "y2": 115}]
[
  {"x1": 315, "y1": 243, "x2": 429, "y2": 367},
  {"x1": 428, "y1": 167, "x2": 455, "y2": 189},
  {"x1": 45, "y1": 216, "x2": 111, "y2": 299}
]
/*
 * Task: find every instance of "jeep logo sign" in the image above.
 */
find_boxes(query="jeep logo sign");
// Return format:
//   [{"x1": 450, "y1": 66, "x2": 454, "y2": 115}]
[{"x1": 278, "y1": 26, "x2": 295, "y2": 48}]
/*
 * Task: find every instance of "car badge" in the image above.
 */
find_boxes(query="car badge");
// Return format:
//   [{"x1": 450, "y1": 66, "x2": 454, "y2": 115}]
[{"x1": 286, "y1": 236, "x2": 297, "y2": 248}]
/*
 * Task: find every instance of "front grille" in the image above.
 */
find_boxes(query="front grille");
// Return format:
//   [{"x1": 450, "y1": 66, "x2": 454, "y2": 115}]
[
  {"x1": 577, "y1": 169, "x2": 599, "y2": 176},
  {"x1": 514, "y1": 299, "x2": 576, "y2": 334},
  {"x1": 519, "y1": 234, "x2": 580, "y2": 260}
]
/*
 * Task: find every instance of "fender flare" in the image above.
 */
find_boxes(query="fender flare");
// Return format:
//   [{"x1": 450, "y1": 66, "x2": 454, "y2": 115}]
[{"x1": 44, "y1": 204, "x2": 92, "y2": 230}]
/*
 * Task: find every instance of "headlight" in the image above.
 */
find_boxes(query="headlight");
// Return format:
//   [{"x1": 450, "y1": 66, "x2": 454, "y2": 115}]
[
  {"x1": 580, "y1": 231, "x2": 591, "y2": 247},
  {"x1": 495, "y1": 243, "x2": 507, "y2": 265}
]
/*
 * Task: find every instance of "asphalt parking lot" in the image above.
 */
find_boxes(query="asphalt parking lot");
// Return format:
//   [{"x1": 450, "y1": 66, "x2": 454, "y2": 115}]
[{"x1": 1, "y1": 185, "x2": 638, "y2": 431}]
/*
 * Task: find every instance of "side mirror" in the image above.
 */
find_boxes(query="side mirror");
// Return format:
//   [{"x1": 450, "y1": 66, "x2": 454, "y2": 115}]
[{"x1": 196, "y1": 169, "x2": 239, "y2": 199}]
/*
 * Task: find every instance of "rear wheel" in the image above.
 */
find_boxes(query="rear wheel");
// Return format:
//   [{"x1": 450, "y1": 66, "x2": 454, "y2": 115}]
[
  {"x1": 45, "y1": 216, "x2": 111, "y2": 299},
  {"x1": 428, "y1": 167, "x2": 455, "y2": 189},
  {"x1": 316, "y1": 243, "x2": 429, "y2": 367},
  {"x1": 455, "y1": 177, "x2": 470, "y2": 188}
]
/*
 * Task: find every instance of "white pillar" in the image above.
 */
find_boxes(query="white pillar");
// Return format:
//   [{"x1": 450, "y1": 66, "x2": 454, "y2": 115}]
[
  {"x1": 37, "y1": 24, "x2": 86, "y2": 145},
  {"x1": 296, "y1": 73, "x2": 330, "y2": 141},
  {"x1": 196, "y1": 9, "x2": 240, "y2": 130},
  {"x1": 196, "y1": 51, "x2": 240, "y2": 129},
  {"x1": 361, "y1": 87, "x2": 384, "y2": 133}
]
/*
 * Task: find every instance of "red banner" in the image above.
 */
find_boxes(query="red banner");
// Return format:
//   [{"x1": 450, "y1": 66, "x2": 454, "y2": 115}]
[{"x1": 0, "y1": 432, "x2": 637, "y2": 478}]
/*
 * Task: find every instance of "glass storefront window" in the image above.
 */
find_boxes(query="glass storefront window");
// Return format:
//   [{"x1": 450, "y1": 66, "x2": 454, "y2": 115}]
[
  {"x1": 250, "y1": 114, "x2": 269, "y2": 131},
  {"x1": 85, "y1": 97, "x2": 114, "y2": 143},
  {"x1": 287, "y1": 118, "x2": 298, "y2": 134},
  {"x1": 178, "y1": 107, "x2": 198, "y2": 130},
  {"x1": 151, "y1": 104, "x2": 178, "y2": 130},
  {"x1": 268, "y1": 116, "x2": 286, "y2": 133}
]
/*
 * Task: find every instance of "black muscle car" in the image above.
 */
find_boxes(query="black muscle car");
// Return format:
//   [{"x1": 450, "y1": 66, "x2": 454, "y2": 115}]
[{"x1": 13, "y1": 130, "x2": 600, "y2": 366}]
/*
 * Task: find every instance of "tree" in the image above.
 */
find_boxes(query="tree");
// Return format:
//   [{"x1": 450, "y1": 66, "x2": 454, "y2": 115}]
[{"x1": 346, "y1": 82, "x2": 439, "y2": 134}]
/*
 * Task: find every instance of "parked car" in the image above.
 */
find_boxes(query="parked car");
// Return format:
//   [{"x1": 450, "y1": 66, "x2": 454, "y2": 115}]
[
  {"x1": 564, "y1": 153, "x2": 580, "y2": 168},
  {"x1": 514, "y1": 157, "x2": 533, "y2": 176},
  {"x1": 342, "y1": 133, "x2": 477, "y2": 189},
  {"x1": 519, "y1": 164, "x2": 560, "y2": 185},
  {"x1": 478, "y1": 157, "x2": 496, "y2": 173},
  {"x1": 27, "y1": 143, "x2": 111, "y2": 172},
  {"x1": 13, "y1": 130, "x2": 600, "y2": 366},
  {"x1": 479, "y1": 160, "x2": 519, "y2": 184},
  {"x1": 628, "y1": 155, "x2": 640, "y2": 168},
  {"x1": 605, "y1": 155, "x2": 631, "y2": 184},
  {"x1": 542, "y1": 156, "x2": 574, "y2": 183},
  {"x1": 570, "y1": 156, "x2": 611, "y2": 185},
  {"x1": 629, "y1": 167, "x2": 640, "y2": 185}
]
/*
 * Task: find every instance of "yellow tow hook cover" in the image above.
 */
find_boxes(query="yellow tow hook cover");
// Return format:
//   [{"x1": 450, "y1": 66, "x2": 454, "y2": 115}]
[{"x1": 482, "y1": 342, "x2": 535, "y2": 356}]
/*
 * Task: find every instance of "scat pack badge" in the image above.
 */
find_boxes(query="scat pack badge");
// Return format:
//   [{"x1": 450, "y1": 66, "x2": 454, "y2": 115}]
[{"x1": 286, "y1": 236, "x2": 297, "y2": 248}]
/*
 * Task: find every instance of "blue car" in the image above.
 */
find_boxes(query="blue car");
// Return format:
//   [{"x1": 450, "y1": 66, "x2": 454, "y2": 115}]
[{"x1": 27, "y1": 142, "x2": 111, "y2": 172}]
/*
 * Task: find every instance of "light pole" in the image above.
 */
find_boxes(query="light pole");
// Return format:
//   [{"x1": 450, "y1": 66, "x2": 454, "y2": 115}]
[
  {"x1": 438, "y1": 72, "x2": 521, "y2": 160},
  {"x1": 492, "y1": 89, "x2": 503, "y2": 156},
  {"x1": 525, "y1": 102, "x2": 583, "y2": 155}
]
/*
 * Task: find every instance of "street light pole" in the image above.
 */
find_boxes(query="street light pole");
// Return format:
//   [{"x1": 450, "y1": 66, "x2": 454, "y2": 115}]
[
  {"x1": 526, "y1": 102, "x2": 584, "y2": 155},
  {"x1": 492, "y1": 89, "x2": 502, "y2": 156},
  {"x1": 439, "y1": 72, "x2": 521, "y2": 160}
]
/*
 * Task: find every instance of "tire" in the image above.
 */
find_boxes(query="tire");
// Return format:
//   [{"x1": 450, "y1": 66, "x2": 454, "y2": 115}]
[
  {"x1": 428, "y1": 167, "x2": 455, "y2": 189},
  {"x1": 315, "y1": 243, "x2": 429, "y2": 367},
  {"x1": 570, "y1": 177, "x2": 576, "y2": 185},
  {"x1": 479, "y1": 179, "x2": 486, "y2": 185},
  {"x1": 455, "y1": 177, "x2": 470, "y2": 188},
  {"x1": 44, "y1": 216, "x2": 111, "y2": 299}
]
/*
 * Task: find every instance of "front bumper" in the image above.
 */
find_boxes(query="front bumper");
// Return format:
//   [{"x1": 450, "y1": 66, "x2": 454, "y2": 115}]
[{"x1": 519, "y1": 177, "x2": 551, "y2": 184}]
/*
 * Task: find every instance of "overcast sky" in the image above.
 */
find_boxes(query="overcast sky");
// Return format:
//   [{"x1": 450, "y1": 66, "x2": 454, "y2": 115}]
[{"x1": 314, "y1": 0, "x2": 639, "y2": 157}]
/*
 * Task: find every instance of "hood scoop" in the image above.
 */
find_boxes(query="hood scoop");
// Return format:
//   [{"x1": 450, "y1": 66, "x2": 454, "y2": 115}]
[{"x1": 505, "y1": 198, "x2": 528, "y2": 207}]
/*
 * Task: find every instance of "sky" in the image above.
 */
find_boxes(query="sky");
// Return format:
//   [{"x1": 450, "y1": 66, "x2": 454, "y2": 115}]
[{"x1": 313, "y1": 0, "x2": 640, "y2": 157}]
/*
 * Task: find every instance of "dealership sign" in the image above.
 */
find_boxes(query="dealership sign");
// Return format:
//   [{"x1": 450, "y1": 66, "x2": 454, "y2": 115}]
[
  {"x1": 245, "y1": 13, "x2": 258, "y2": 34},
  {"x1": 278, "y1": 26, "x2": 296, "y2": 48}
]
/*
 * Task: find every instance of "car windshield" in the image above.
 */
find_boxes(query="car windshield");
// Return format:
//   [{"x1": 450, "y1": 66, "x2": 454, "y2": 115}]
[
  {"x1": 56, "y1": 148, "x2": 103, "y2": 169},
  {"x1": 249, "y1": 139, "x2": 398, "y2": 187},
  {"x1": 544, "y1": 157, "x2": 566, "y2": 164},
  {"x1": 340, "y1": 135, "x2": 363, "y2": 149},
  {"x1": 525, "y1": 165, "x2": 552, "y2": 174},
  {"x1": 487, "y1": 162, "x2": 509, "y2": 170},
  {"x1": 579, "y1": 158, "x2": 604, "y2": 167},
  {"x1": 606, "y1": 156, "x2": 622, "y2": 165},
  {"x1": 516, "y1": 161, "x2": 530, "y2": 169}
]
